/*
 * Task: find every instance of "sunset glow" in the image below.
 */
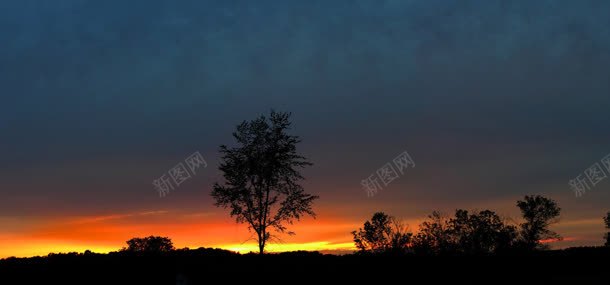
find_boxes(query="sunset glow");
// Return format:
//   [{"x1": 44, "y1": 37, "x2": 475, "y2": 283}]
[
  {"x1": 0, "y1": 207, "x2": 600, "y2": 258},
  {"x1": 2, "y1": 0, "x2": 610, "y2": 262}
]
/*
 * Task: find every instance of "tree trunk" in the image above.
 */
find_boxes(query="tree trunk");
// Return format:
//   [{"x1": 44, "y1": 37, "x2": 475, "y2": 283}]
[{"x1": 258, "y1": 229, "x2": 265, "y2": 255}]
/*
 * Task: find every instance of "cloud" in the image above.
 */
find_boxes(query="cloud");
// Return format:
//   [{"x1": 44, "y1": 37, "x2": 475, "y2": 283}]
[{"x1": 70, "y1": 210, "x2": 170, "y2": 224}]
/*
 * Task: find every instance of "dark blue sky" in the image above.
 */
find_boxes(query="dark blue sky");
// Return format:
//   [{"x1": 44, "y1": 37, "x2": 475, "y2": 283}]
[{"x1": 1, "y1": 0, "x2": 610, "y2": 252}]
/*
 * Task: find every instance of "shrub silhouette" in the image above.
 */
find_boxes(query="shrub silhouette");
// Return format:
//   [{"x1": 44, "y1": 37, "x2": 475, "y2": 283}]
[{"x1": 122, "y1": 236, "x2": 174, "y2": 253}]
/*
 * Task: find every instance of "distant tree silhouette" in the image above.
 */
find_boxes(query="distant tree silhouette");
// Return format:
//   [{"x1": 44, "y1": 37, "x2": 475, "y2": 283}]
[
  {"x1": 352, "y1": 212, "x2": 412, "y2": 254},
  {"x1": 604, "y1": 212, "x2": 610, "y2": 246},
  {"x1": 517, "y1": 195, "x2": 561, "y2": 250},
  {"x1": 447, "y1": 209, "x2": 517, "y2": 254},
  {"x1": 212, "y1": 111, "x2": 318, "y2": 254},
  {"x1": 122, "y1": 236, "x2": 174, "y2": 252},
  {"x1": 412, "y1": 211, "x2": 453, "y2": 255},
  {"x1": 411, "y1": 210, "x2": 517, "y2": 255}
]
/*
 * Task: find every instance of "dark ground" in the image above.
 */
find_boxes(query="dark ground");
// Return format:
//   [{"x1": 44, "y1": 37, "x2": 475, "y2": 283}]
[{"x1": 1, "y1": 247, "x2": 608, "y2": 285}]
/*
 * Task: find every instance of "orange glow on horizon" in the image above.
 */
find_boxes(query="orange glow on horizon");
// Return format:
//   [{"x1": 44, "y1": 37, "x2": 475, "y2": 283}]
[
  {"x1": 0, "y1": 209, "x2": 598, "y2": 259},
  {"x1": 0, "y1": 239, "x2": 355, "y2": 258},
  {"x1": 540, "y1": 237, "x2": 577, "y2": 244},
  {"x1": 0, "y1": 210, "x2": 359, "y2": 258}
]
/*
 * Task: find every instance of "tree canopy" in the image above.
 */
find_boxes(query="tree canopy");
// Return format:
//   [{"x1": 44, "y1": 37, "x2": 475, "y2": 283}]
[
  {"x1": 352, "y1": 212, "x2": 412, "y2": 255},
  {"x1": 356, "y1": 195, "x2": 561, "y2": 255},
  {"x1": 122, "y1": 236, "x2": 174, "y2": 253},
  {"x1": 517, "y1": 195, "x2": 562, "y2": 250},
  {"x1": 212, "y1": 110, "x2": 318, "y2": 254}
]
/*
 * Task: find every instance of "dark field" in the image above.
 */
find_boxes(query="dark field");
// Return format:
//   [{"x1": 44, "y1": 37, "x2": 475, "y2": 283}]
[{"x1": 1, "y1": 247, "x2": 609, "y2": 285}]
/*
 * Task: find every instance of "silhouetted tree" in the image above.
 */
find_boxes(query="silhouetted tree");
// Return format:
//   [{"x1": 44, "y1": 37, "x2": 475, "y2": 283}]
[
  {"x1": 352, "y1": 212, "x2": 412, "y2": 254},
  {"x1": 517, "y1": 195, "x2": 561, "y2": 250},
  {"x1": 604, "y1": 212, "x2": 610, "y2": 246},
  {"x1": 448, "y1": 209, "x2": 517, "y2": 254},
  {"x1": 122, "y1": 236, "x2": 174, "y2": 252},
  {"x1": 412, "y1": 209, "x2": 517, "y2": 255},
  {"x1": 212, "y1": 111, "x2": 318, "y2": 254},
  {"x1": 412, "y1": 211, "x2": 453, "y2": 255}
]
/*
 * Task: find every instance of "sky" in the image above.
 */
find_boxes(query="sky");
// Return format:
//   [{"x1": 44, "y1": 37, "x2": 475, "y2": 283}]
[{"x1": 1, "y1": 0, "x2": 610, "y2": 257}]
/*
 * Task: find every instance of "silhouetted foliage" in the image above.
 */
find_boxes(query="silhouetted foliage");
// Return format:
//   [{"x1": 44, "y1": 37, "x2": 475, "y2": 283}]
[
  {"x1": 604, "y1": 212, "x2": 610, "y2": 246},
  {"x1": 447, "y1": 209, "x2": 517, "y2": 254},
  {"x1": 122, "y1": 236, "x2": 174, "y2": 253},
  {"x1": 358, "y1": 196, "x2": 563, "y2": 255},
  {"x1": 412, "y1": 211, "x2": 453, "y2": 255},
  {"x1": 411, "y1": 210, "x2": 516, "y2": 255},
  {"x1": 212, "y1": 110, "x2": 318, "y2": 254},
  {"x1": 517, "y1": 195, "x2": 561, "y2": 250},
  {"x1": 352, "y1": 212, "x2": 412, "y2": 254}
]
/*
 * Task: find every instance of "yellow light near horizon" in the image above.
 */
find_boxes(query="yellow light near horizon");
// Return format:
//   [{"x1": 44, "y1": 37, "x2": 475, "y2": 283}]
[
  {"x1": 0, "y1": 240, "x2": 119, "y2": 258},
  {"x1": 0, "y1": 240, "x2": 355, "y2": 258},
  {"x1": 219, "y1": 241, "x2": 355, "y2": 254}
]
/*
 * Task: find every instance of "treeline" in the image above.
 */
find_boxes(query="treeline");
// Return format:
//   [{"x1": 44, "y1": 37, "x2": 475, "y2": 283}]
[
  {"x1": 352, "y1": 195, "x2": 610, "y2": 255},
  {"x1": 3, "y1": 195, "x2": 609, "y2": 260}
]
